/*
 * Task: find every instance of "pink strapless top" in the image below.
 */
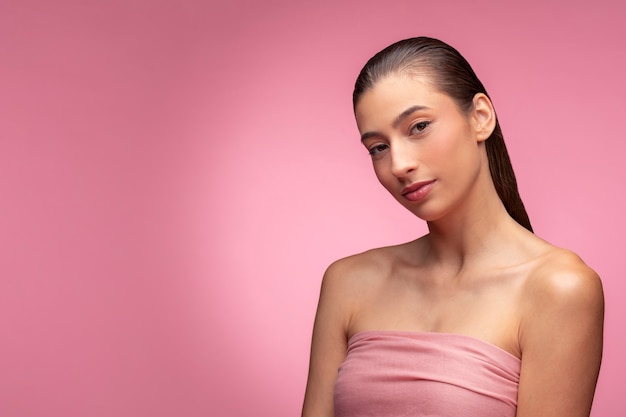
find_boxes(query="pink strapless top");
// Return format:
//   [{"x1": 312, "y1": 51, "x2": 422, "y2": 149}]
[{"x1": 334, "y1": 330, "x2": 520, "y2": 417}]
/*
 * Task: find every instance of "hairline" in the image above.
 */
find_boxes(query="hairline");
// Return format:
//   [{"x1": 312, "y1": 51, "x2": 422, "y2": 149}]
[{"x1": 353, "y1": 66, "x2": 475, "y2": 116}]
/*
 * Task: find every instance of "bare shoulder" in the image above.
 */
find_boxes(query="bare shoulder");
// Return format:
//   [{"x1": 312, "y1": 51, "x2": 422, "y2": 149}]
[
  {"x1": 322, "y1": 243, "x2": 406, "y2": 294},
  {"x1": 303, "y1": 245, "x2": 404, "y2": 417},
  {"x1": 318, "y1": 242, "x2": 416, "y2": 324},
  {"x1": 516, "y1": 246, "x2": 604, "y2": 417},
  {"x1": 522, "y1": 247, "x2": 604, "y2": 314},
  {"x1": 302, "y1": 243, "x2": 414, "y2": 417},
  {"x1": 519, "y1": 247, "x2": 604, "y2": 340}
]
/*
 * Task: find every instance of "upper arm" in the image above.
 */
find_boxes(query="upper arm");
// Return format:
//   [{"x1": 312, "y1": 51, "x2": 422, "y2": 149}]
[
  {"x1": 302, "y1": 261, "x2": 354, "y2": 417},
  {"x1": 516, "y1": 258, "x2": 604, "y2": 417}
]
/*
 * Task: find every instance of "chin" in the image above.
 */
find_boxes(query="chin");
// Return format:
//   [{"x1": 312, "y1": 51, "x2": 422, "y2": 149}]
[{"x1": 400, "y1": 201, "x2": 449, "y2": 223}]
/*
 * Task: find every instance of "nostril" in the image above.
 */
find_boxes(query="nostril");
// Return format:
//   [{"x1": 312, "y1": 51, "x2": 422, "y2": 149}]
[
  {"x1": 389, "y1": 141, "x2": 418, "y2": 178},
  {"x1": 391, "y1": 159, "x2": 417, "y2": 179}
]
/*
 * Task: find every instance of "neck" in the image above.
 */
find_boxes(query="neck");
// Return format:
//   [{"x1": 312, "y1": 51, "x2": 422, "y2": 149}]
[{"x1": 423, "y1": 181, "x2": 526, "y2": 274}]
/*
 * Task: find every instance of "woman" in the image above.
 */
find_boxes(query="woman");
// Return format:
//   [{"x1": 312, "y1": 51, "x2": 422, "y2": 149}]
[{"x1": 302, "y1": 37, "x2": 604, "y2": 417}]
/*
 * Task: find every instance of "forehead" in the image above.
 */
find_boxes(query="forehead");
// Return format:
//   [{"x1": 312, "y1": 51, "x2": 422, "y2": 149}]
[{"x1": 355, "y1": 73, "x2": 455, "y2": 131}]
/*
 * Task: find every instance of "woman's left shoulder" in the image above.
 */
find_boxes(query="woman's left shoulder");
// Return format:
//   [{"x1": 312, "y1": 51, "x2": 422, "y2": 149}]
[
  {"x1": 522, "y1": 245, "x2": 604, "y2": 319},
  {"x1": 515, "y1": 245, "x2": 604, "y2": 417}
]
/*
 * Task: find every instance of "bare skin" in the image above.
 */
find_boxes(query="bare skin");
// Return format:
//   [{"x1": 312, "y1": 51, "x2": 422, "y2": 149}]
[{"x1": 302, "y1": 74, "x2": 604, "y2": 417}]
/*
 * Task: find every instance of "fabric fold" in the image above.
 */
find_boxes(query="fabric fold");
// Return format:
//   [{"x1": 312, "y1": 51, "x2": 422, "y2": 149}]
[{"x1": 334, "y1": 330, "x2": 520, "y2": 417}]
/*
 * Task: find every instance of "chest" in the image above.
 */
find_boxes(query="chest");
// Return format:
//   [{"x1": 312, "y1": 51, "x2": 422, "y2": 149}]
[
  {"x1": 349, "y1": 269, "x2": 525, "y2": 356},
  {"x1": 334, "y1": 331, "x2": 520, "y2": 417}
]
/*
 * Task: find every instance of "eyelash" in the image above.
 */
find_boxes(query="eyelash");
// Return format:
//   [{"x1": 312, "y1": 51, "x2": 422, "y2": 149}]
[
  {"x1": 410, "y1": 121, "x2": 430, "y2": 134},
  {"x1": 368, "y1": 144, "x2": 389, "y2": 156},
  {"x1": 366, "y1": 121, "x2": 431, "y2": 157}
]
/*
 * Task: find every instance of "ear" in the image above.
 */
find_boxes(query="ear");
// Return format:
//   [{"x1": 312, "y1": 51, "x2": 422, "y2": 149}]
[{"x1": 471, "y1": 93, "x2": 496, "y2": 142}]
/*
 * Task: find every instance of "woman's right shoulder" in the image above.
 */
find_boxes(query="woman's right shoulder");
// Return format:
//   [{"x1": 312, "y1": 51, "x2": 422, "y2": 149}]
[
  {"x1": 320, "y1": 242, "x2": 409, "y2": 296},
  {"x1": 314, "y1": 246, "x2": 396, "y2": 333},
  {"x1": 326, "y1": 246, "x2": 389, "y2": 276}
]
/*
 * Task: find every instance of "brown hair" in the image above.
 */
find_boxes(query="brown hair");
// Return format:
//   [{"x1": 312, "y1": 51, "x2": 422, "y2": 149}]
[{"x1": 353, "y1": 37, "x2": 533, "y2": 232}]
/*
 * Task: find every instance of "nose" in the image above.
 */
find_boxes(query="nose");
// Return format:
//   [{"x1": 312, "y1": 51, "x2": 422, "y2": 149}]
[{"x1": 389, "y1": 141, "x2": 417, "y2": 179}]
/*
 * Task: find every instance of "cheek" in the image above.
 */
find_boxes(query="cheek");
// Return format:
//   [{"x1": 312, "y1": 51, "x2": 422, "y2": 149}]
[
  {"x1": 431, "y1": 125, "x2": 473, "y2": 166},
  {"x1": 419, "y1": 139, "x2": 454, "y2": 173},
  {"x1": 372, "y1": 162, "x2": 388, "y2": 183},
  {"x1": 372, "y1": 161, "x2": 396, "y2": 190}
]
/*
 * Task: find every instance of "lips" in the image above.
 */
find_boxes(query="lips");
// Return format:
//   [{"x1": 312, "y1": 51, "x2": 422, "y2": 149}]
[{"x1": 401, "y1": 180, "x2": 436, "y2": 202}]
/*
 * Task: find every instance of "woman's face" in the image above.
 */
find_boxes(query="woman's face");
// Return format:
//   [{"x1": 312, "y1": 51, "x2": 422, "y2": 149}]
[{"x1": 354, "y1": 73, "x2": 488, "y2": 222}]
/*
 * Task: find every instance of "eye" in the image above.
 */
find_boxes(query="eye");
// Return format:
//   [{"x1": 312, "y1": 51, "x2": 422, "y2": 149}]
[
  {"x1": 410, "y1": 121, "x2": 430, "y2": 135},
  {"x1": 368, "y1": 144, "x2": 389, "y2": 157}
]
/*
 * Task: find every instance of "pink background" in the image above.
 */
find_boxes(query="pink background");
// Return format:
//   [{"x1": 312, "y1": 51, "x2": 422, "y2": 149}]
[{"x1": 1, "y1": 0, "x2": 624, "y2": 416}]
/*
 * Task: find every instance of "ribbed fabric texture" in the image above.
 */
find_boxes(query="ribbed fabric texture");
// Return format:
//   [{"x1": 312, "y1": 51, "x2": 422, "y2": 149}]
[{"x1": 334, "y1": 330, "x2": 520, "y2": 417}]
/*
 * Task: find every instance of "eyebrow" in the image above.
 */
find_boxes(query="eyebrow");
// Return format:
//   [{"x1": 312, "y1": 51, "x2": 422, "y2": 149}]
[{"x1": 360, "y1": 105, "x2": 430, "y2": 142}]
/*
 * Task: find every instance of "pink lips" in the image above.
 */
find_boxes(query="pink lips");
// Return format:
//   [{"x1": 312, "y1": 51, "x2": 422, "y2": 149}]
[{"x1": 401, "y1": 180, "x2": 436, "y2": 202}]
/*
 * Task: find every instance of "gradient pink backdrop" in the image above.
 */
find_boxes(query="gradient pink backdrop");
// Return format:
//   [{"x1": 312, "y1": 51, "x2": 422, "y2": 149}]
[{"x1": 1, "y1": 1, "x2": 624, "y2": 416}]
